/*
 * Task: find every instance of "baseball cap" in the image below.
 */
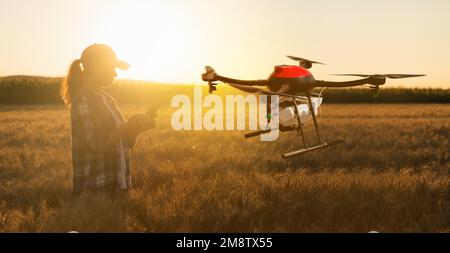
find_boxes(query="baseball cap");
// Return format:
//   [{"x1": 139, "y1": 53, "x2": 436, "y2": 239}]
[{"x1": 80, "y1": 44, "x2": 129, "y2": 70}]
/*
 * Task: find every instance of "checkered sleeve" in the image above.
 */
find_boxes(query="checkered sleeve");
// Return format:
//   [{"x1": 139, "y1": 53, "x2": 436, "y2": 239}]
[
  {"x1": 72, "y1": 93, "x2": 103, "y2": 152},
  {"x1": 106, "y1": 93, "x2": 137, "y2": 149}
]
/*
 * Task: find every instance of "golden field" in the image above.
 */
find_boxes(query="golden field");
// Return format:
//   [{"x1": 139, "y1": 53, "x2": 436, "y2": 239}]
[{"x1": 0, "y1": 103, "x2": 448, "y2": 232}]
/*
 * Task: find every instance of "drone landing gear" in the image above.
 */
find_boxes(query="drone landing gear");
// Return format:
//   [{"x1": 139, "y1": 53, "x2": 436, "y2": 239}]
[
  {"x1": 244, "y1": 129, "x2": 272, "y2": 138},
  {"x1": 243, "y1": 93, "x2": 344, "y2": 157},
  {"x1": 282, "y1": 138, "x2": 343, "y2": 158},
  {"x1": 282, "y1": 93, "x2": 343, "y2": 158}
]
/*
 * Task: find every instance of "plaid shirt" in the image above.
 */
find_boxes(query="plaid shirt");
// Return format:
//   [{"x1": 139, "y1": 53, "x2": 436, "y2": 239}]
[{"x1": 70, "y1": 87, "x2": 135, "y2": 196}]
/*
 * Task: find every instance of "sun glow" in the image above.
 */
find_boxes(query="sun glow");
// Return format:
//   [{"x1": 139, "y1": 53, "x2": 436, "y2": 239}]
[
  {"x1": 87, "y1": 1, "x2": 202, "y2": 83},
  {"x1": 1, "y1": 0, "x2": 447, "y2": 87}
]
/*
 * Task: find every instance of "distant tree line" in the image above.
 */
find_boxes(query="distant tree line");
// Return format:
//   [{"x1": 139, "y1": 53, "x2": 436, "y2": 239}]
[{"x1": 0, "y1": 76, "x2": 449, "y2": 105}]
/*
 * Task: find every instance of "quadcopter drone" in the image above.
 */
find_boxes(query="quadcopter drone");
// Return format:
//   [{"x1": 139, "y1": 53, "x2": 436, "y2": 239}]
[{"x1": 201, "y1": 55, "x2": 425, "y2": 158}]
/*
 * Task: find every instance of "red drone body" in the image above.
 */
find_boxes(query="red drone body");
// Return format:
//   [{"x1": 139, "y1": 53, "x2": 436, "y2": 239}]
[
  {"x1": 271, "y1": 65, "x2": 312, "y2": 78},
  {"x1": 268, "y1": 65, "x2": 316, "y2": 93}
]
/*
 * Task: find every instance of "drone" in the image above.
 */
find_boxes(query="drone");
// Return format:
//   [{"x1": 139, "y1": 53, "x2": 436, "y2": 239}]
[{"x1": 201, "y1": 55, "x2": 425, "y2": 158}]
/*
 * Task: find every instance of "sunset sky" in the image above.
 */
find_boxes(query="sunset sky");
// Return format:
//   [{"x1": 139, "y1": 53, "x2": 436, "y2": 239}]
[{"x1": 1, "y1": 0, "x2": 449, "y2": 87}]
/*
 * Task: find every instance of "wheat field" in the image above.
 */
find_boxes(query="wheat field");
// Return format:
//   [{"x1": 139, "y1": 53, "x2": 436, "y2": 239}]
[{"x1": 0, "y1": 103, "x2": 448, "y2": 232}]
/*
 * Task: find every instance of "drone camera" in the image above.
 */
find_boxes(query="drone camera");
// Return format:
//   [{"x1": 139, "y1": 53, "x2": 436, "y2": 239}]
[{"x1": 208, "y1": 82, "x2": 218, "y2": 94}]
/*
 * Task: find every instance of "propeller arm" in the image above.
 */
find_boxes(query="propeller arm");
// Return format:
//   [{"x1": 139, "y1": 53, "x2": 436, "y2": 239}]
[
  {"x1": 215, "y1": 75, "x2": 268, "y2": 86},
  {"x1": 314, "y1": 73, "x2": 425, "y2": 89},
  {"x1": 202, "y1": 66, "x2": 268, "y2": 86},
  {"x1": 313, "y1": 77, "x2": 385, "y2": 88}
]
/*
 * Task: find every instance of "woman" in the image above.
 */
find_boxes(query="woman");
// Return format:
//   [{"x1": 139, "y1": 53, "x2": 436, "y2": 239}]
[{"x1": 61, "y1": 44, "x2": 153, "y2": 197}]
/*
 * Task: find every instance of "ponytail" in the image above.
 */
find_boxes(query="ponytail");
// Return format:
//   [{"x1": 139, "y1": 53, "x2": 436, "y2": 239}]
[{"x1": 61, "y1": 59, "x2": 84, "y2": 106}]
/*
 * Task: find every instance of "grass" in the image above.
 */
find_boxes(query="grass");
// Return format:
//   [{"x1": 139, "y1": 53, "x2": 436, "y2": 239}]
[{"x1": 0, "y1": 103, "x2": 448, "y2": 232}]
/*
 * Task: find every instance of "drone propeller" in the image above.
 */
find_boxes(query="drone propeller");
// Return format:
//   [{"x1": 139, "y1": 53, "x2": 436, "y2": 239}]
[
  {"x1": 331, "y1": 74, "x2": 426, "y2": 79},
  {"x1": 286, "y1": 55, "x2": 325, "y2": 69}
]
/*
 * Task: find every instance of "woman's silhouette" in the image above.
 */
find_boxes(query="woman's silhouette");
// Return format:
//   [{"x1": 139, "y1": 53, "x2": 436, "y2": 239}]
[{"x1": 61, "y1": 44, "x2": 153, "y2": 197}]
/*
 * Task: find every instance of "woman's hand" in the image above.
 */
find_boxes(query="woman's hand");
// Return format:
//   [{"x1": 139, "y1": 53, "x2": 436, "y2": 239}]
[
  {"x1": 126, "y1": 113, "x2": 155, "y2": 135},
  {"x1": 100, "y1": 113, "x2": 155, "y2": 151}
]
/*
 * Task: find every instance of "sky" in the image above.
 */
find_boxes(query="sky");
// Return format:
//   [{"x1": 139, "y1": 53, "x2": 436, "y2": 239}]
[{"x1": 0, "y1": 0, "x2": 449, "y2": 88}]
